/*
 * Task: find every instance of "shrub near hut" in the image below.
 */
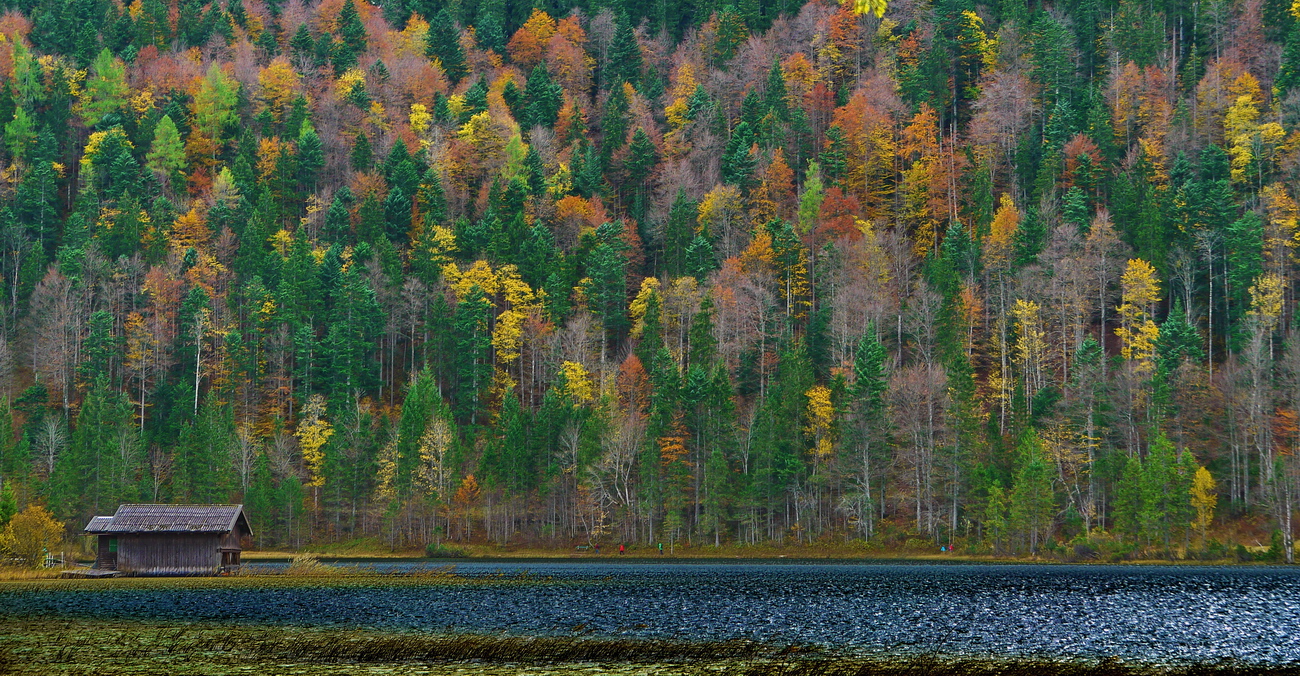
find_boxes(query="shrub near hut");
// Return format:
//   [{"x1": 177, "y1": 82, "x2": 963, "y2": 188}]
[{"x1": 0, "y1": 505, "x2": 64, "y2": 567}]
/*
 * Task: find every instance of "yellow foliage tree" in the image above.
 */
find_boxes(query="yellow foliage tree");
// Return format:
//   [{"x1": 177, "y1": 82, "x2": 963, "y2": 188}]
[
  {"x1": 396, "y1": 14, "x2": 430, "y2": 55},
  {"x1": 80, "y1": 127, "x2": 133, "y2": 175},
  {"x1": 374, "y1": 440, "x2": 398, "y2": 500},
  {"x1": 698, "y1": 184, "x2": 745, "y2": 257},
  {"x1": 699, "y1": 184, "x2": 743, "y2": 231},
  {"x1": 663, "y1": 63, "x2": 699, "y2": 153},
  {"x1": 1011, "y1": 298, "x2": 1047, "y2": 396},
  {"x1": 805, "y1": 385, "x2": 835, "y2": 461},
  {"x1": 1248, "y1": 272, "x2": 1285, "y2": 336},
  {"x1": 418, "y1": 225, "x2": 458, "y2": 267},
  {"x1": 458, "y1": 111, "x2": 506, "y2": 166},
  {"x1": 1114, "y1": 258, "x2": 1161, "y2": 373},
  {"x1": 1224, "y1": 73, "x2": 1262, "y2": 185},
  {"x1": 417, "y1": 417, "x2": 454, "y2": 500},
  {"x1": 665, "y1": 64, "x2": 699, "y2": 131},
  {"x1": 257, "y1": 57, "x2": 301, "y2": 123},
  {"x1": 843, "y1": 0, "x2": 887, "y2": 17},
  {"x1": 443, "y1": 260, "x2": 501, "y2": 299},
  {"x1": 256, "y1": 136, "x2": 284, "y2": 182},
  {"x1": 984, "y1": 193, "x2": 1020, "y2": 272},
  {"x1": 521, "y1": 8, "x2": 557, "y2": 41},
  {"x1": 629, "y1": 277, "x2": 662, "y2": 338},
  {"x1": 1190, "y1": 465, "x2": 1217, "y2": 545},
  {"x1": 410, "y1": 103, "x2": 432, "y2": 137},
  {"x1": 492, "y1": 309, "x2": 525, "y2": 364},
  {"x1": 0, "y1": 505, "x2": 64, "y2": 567},
  {"x1": 170, "y1": 208, "x2": 212, "y2": 252},
  {"x1": 497, "y1": 266, "x2": 536, "y2": 309},
  {"x1": 336, "y1": 68, "x2": 366, "y2": 100},
  {"x1": 296, "y1": 394, "x2": 333, "y2": 490},
  {"x1": 1262, "y1": 183, "x2": 1300, "y2": 265},
  {"x1": 558, "y1": 361, "x2": 594, "y2": 403}
]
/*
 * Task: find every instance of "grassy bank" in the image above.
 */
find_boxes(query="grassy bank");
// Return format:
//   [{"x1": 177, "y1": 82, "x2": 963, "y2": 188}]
[
  {"x1": 0, "y1": 566, "x2": 557, "y2": 592},
  {"x1": 0, "y1": 566, "x2": 67, "y2": 581},
  {"x1": 0, "y1": 618, "x2": 1296, "y2": 675}
]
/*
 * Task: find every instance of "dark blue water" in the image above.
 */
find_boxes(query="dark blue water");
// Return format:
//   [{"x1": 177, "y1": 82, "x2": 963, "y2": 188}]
[{"x1": 4, "y1": 562, "x2": 1299, "y2": 664}]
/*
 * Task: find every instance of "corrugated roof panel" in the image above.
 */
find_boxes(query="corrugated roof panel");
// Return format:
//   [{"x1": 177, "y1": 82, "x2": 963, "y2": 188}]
[
  {"x1": 85, "y1": 504, "x2": 245, "y2": 533},
  {"x1": 84, "y1": 516, "x2": 115, "y2": 533}
]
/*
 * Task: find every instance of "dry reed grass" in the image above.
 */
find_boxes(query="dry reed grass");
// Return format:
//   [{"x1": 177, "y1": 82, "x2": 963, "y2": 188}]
[
  {"x1": 2, "y1": 619, "x2": 1299, "y2": 676},
  {"x1": 0, "y1": 565, "x2": 67, "y2": 580}
]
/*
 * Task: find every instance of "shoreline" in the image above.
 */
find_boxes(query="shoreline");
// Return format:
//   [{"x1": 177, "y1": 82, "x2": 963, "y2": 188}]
[
  {"x1": 242, "y1": 554, "x2": 1266, "y2": 566},
  {"x1": 235, "y1": 545, "x2": 1269, "y2": 566}
]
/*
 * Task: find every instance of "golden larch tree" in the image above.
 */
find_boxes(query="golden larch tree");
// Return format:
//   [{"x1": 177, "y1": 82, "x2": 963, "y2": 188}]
[
  {"x1": 805, "y1": 384, "x2": 836, "y2": 462},
  {"x1": 296, "y1": 394, "x2": 333, "y2": 493},
  {"x1": 1114, "y1": 258, "x2": 1161, "y2": 374},
  {"x1": 1190, "y1": 465, "x2": 1217, "y2": 546}
]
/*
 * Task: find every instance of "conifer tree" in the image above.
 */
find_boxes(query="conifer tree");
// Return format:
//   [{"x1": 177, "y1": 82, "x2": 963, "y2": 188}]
[
  {"x1": 662, "y1": 189, "x2": 697, "y2": 277},
  {"x1": 146, "y1": 114, "x2": 186, "y2": 182},
  {"x1": 600, "y1": 83, "x2": 630, "y2": 153},
  {"x1": 606, "y1": 16, "x2": 642, "y2": 88},
  {"x1": 420, "y1": 167, "x2": 448, "y2": 226},
  {"x1": 524, "y1": 63, "x2": 563, "y2": 130},
  {"x1": 427, "y1": 9, "x2": 468, "y2": 84},
  {"x1": 721, "y1": 121, "x2": 757, "y2": 188},
  {"x1": 329, "y1": 0, "x2": 367, "y2": 73},
  {"x1": 453, "y1": 286, "x2": 493, "y2": 424},
  {"x1": 351, "y1": 131, "x2": 372, "y2": 172},
  {"x1": 474, "y1": 1, "x2": 506, "y2": 54},
  {"x1": 80, "y1": 49, "x2": 128, "y2": 126},
  {"x1": 296, "y1": 123, "x2": 324, "y2": 195},
  {"x1": 1008, "y1": 432, "x2": 1055, "y2": 554},
  {"x1": 383, "y1": 186, "x2": 412, "y2": 243},
  {"x1": 583, "y1": 223, "x2": 632, "y2": 360}
]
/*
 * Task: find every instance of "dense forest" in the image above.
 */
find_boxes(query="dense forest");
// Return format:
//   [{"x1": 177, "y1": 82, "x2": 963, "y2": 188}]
[{"x1": 0, "y1": 0, "x2": 1295, "y2": 559}]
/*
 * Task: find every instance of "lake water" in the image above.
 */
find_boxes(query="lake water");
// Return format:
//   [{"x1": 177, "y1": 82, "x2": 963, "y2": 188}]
[{"x1": 4, "y1": 562, "x2": 1299, "y2": 664}]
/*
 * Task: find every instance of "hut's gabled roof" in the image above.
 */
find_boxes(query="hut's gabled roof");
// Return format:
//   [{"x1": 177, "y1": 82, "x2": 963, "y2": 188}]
[
  {"x1": 84, "y1": 504, "x2": 250, "y2": 535},
  {"x1": 85, "y1": 516, "x2": 114, "y2": 533}
]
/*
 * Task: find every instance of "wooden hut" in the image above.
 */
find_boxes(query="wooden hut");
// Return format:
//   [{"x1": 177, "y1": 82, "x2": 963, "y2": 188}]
[{"x1": 83, "y1": 504, "x2": 252, "y2": 576}]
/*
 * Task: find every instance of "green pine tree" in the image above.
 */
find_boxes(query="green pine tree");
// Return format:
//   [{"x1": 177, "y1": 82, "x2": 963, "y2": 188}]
[
  {"x1": 427, "y1": 9, "x2": 468, "y2": 84},
  {"x1": 524, "y1": 63, "x2": 563, "y2": 130},
  {"x1": 1008, "y1": 432, "x2": 1055, "y2": 554},
  {"x1": 351, "y1": 131, "x2": 372, "y2": 172},
  {"x1": 453, "y1": 286, "x2": 493, "y2": 424},
  {"x1": 606, "y1": 16, "x2": 643, "y2": 88}
]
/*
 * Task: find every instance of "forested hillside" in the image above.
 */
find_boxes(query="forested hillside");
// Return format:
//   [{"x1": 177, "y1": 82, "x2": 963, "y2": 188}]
[{"x1": 0, "y1": 0, "x2": 1294, "y2": 558}]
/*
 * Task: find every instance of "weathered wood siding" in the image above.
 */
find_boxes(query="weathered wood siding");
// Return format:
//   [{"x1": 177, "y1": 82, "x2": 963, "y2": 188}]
[
  {"x1": 116, "y1": 534, "x2": 221, "y2": 575},
  {"x1": 219, "y1": 530, "x2": 242, "y2": 550}
]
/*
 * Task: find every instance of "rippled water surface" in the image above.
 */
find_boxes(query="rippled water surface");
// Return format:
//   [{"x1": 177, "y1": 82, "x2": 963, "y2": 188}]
[{"x1": 5, "y1": 562, "x2": 1300, "y2": 664}]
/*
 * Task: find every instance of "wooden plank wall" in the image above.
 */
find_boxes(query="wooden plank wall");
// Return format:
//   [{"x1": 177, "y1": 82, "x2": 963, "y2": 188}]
[
  {"x1": 95, "y1": 538, "x2": 115, "y2": 569},
  {"x1": 117, "y1": 534, "x2": 221, "y2": 575}
]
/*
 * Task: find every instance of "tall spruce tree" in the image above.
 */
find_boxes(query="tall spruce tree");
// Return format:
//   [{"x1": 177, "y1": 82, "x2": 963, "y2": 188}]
[{"x1": 427, "y1": 9, "x2": 468, "y2": 84}]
